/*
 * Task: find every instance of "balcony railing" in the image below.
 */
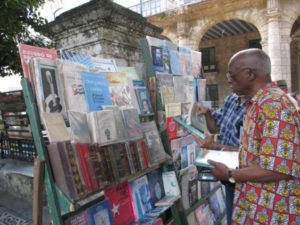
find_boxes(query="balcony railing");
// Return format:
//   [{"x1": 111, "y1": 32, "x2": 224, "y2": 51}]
[{"x1": 129, "y1": 0, "x2": 209, "y2": 17}]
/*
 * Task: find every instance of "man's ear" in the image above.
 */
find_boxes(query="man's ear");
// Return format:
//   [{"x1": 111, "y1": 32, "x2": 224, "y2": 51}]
[{"x1": 247, "y1": 69, "x2": 256, "y2": 81}]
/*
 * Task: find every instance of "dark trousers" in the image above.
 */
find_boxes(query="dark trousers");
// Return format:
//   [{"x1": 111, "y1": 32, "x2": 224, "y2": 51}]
[{"x1": 224, "y1": 183, "x2": 235, "y2": 225}]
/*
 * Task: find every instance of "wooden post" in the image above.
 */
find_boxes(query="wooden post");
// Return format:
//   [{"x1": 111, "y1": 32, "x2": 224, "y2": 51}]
[{"x1": 33, "y1": 158, "x2": 45, "y2": 225}]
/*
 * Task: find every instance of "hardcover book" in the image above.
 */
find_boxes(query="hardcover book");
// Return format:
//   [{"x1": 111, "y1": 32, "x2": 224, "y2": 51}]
[
  {"x1": 57, "y1": 60, "x2": 88, "y2": 113},
  {"x1": 165, "y1": 116, "x2": 178, "y2": 141},
  {"x1": 141, "y1": 121, "x2": 167, "y2": 164},
  {"x1": 87, "y1": 200, "x2": 114, "y2": 225},
  {"x1": 108, "y1": 143, "x2": 131, "y2": 179},
  {"x1": 104, "y1": 181, "x2": 136, "y2": 225},
  {"x1": 80, "y1": 71, "x2": 112, "y2": 112},
  {"x1": 195, "y1": 148, "x2": 239, "y2": 169},
  {"x1": 130, "y1": 175, "x2": 153, "y2": 220},
  {"x1": 18, "y1": 44, "x2": 58, "y2": 83}
]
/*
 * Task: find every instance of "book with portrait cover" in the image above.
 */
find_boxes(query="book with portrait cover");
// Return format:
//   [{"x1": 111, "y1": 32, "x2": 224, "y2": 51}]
[
  {"x1": 141, "y1": 121, "x2": 167, "y2": 164},
  {"x1": 87, "y1": 200, "x2": 114, "y2": 225},
  {"x1": 104, "y1": 181, "x2": 136, "y2": 225},
  {"x1": 18, "y1": 44, "x2": 58, "y2": 83},
  {"x1": 80, "y1": 71, "x2": 112, "y2": 112},
  {"x1": 135, "y1": 86, "x2": 153, "y2": 115}
]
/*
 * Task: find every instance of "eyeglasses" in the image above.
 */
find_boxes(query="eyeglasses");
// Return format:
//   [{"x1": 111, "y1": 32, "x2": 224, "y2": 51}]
[{"x1": 226, "y1": 68, "x2": 253, "y2": 81}]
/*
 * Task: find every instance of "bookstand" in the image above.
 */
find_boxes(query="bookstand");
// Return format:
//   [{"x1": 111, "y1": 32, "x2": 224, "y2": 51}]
[
  {"x1": 139, "y1": 37, "x2": 226, "y2": 225},
  {"x1": 22, "y1": 76, "x2": 183, "y2": 224}
]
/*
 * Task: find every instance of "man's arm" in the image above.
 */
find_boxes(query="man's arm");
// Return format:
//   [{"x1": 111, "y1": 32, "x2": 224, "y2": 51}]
[
  {"x1": 208, "y1": 160, "x2": 292, "y2": 182},
  {"x1": 197, "y1": 106, "x2": 219, "y2": 133}
]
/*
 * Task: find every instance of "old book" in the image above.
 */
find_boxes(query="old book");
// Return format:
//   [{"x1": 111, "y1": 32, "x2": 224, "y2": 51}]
[
  {"x1": 135, "y1": 86, "x2": 153, "y2": 115},
  {"x1": 195, "y1": 148, "x2": 239, "y2": 169},
  {"x1": 173, "y1": 116, "x2": 206, "y2": 139},
  {"x1": 209, "y1": 192, "x2": 222, "y2": 222},
  {"x1": 18, "y1": 44, "x2": 58, "y2": 83},
  {"x1": 141, "y1": 121, "x2": 167, "y2": 164},
  {"x1": 47, "y1": 142, "x2": 78, "y2": 200},
  {"x1": 65, "y1": 210, "x2": 88, "y2": 225},
  {"x1": 195, "y1": 204, "x2": 215, "y2": 225},
  {"x1": 99, "y1": 145, "x2": 116, "y2": 183},
  {"x1": 90, "y1": 57, "x2": 118, "y2": 73},
  {"x1": 30, "y1": 58, "x2": 66, "y2": 120},
  {"x1": 187, "y1": 102, "x2": 208, "y2": 134},
  {"x1": 86, "y1": 200, "x2": 114, "y2": 225},
  {"x1": 146, "y1": 169, "x2": 165, "y2": 208},
  {"x1": 162, "y1": 171, "x2": 180, "y2": 197},
  {"x1": 132, "y1": 139, "x2": 150, "y2": 170},
  {"x1": 156, "y1": 72, "x2": 174, "y2": 106},
  {"x1": 146, "y1": 36, "x2": 165, "y2": 73},
  {"x1": 43, "y1": 113, "x2": 70, "y2": 143},
  {"x1": 121, "y1": 108, "x2": 143, "y2": 140},
  {"x1": 108, "y1": 143, "x2": 131, "y2": 179},
  {"x1": 191, "y1": 50, "x2": 202, "y2": 78},
  {"x1": 57, "y1": 60, "x2": 88, "y2": 113},
  {"x1": 126, "y1": 142, "x2": 141, "y2": 174},
  {"x1": 81, "y1": 71, "x2": 112, "y2": 112},
  {"x1": 178, "y1": 46, "x2": 192, "y2": 76},
  {"x1": 173, "y1": 75, "x2": 195, "y2": 103},
  {"x1": 164, "y1": 40, "x2": 180, "y2": 75},
  {"x1": 166, "y1": 116, "x2": 178, "y2": 141},
  {"x1": 165, "y1": 103, "x2": 181, "y2": 118},
  {"x1": 196, "y1": 79, "x2": 206, "y2": 102},
  {"x1": 68, "y1": 111, "x2": 91, "y2": 144},
  {"x1": 104, "y1": 181, "x2": 136, "y2": 225},
  {"x1": 117, "y1": 66, "x2": 140, "y2": 80}
]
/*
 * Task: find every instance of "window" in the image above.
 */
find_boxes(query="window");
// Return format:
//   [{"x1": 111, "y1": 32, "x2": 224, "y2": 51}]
[
  {"x1": 201, "y1": 47, "x2": 217, "y2": 72},
  {"x1": 249, "y1": 39, "x2": 262, "y2": 49}
]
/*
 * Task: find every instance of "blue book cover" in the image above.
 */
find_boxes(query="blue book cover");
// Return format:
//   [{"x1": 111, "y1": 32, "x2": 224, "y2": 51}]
[
  {"x1": 81, "y1": 71, "x2": 112, "y2": 112},
  {"x1": 146, "y1": 169, "x2": 165, "y2": 208},
  {"x1": 87, "y1": 199, "x2": 114, "y2": 225}
]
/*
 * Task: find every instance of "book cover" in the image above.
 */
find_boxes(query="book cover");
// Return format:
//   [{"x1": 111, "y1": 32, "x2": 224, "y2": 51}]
[
  {"x1": 209, "y1": 192, "x2": 222, "y2": 221},
  {"x1": 178, "y1": 46, "x2": 192, "y2": 76},
  {"x1": 164, "y1": 40, "x2": 181, "y2": 75},
  {"x1": 102, "y1": 72, "x2": 132, "y2": 107},
  {"x1": 186, "y1": 102, "x2": 208, "y2": 133},
  {"x1": 43, "y1": 113, "x2": 70, "y2": 143},
  {"x1": 57, "y1": 60, "x2": 88, "y2": 113},
  {"x1": 146, "y1": 169, "x2": 165, "y2": 207},
  {"x1": 191, "y1": 50, "x2": 202, "y2": 78},
  {"x1": 65, "y1": 210, "x2": 89, "y2": 225},
  {"x1": 90, "y1": 57, "x2": 118, "y2": 73},
  {"x1": 80, "y1": 71, "x2": 112, "y2": 112},
  {"x1": 195, "y1": 204, "x2": 215, "y2": 225},
  {"x1": 130, "y1": 175, "x2": 152, "y2": 220},
  {"x1": 18, "y1": 44, "x2": 58, "y2": 83},
  {"x1": 68, "y1": 111, "x2": 91, "y2": 144},
  {"x1": 165, "y1": 103, "x2": 181, "y2": 118},
  {"x1": 162, "y1": 171, "x2": 180, "y2": 197},
  {"x1": 155, "y1": 72, "x2": 174, "y2": 107},
  {"x1": 135, "y1": 86, "x2": 153, "y2": 115},
  {"x1": 196, "y1": 79, "x2": 207, "y2": 102},
  {"x1": 173, "y1": 117, "x2": 206, "y2": 139},
  {"x1": 141, "y1": 121, "x2": 167, "y2": 164},
  {"x1": 60, "y1": 50, "x2": 93, "y2": 69},
  {"x1": 170, "y1": 138, "x2": 181, "y2": 171},
  {"x1": 180, "y1": 145, "x2": 188, "y2": 169},
  {"x1": 154, "y1": 195, "x2": 181, "y2": 207},
  {"x1": 87, "y1": 200, "x2": 114, "y2": 225},
  {"x1": 195, "y1": 148, "x2": 239, "y2": 169},
  {"x1": 108, "y1": 143, "x2": 131, "y2": 179},
  {"x1": 165, "y1": 116, "x2": 178, "y2": 141},
  {"x1": 104, "y1": 181, "x2": 136, "y2": 225},
  {"x1": 147, "y1": 36, "x2": 164, "y2": 73},
  {"x1": 121, "y1": 108, "x2": 143, "y2": 140},
  {"x1": 132, "y1": 139, "x2": 150, "y2": 170},
  {"x1": 117, "y1": 66, "x2": 140, "y2": 80}
]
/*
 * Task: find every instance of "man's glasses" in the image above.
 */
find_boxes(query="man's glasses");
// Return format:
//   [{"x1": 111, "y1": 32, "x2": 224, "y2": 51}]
[{"x1": 226, "y1": 68, "x2": 253, "y2": 81}]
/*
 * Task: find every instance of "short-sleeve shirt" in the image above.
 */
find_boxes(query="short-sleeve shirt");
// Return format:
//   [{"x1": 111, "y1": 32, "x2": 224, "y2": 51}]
[
  {"x1": 232, "y1": 82, "x2": 300, "y2": 225},
  {"x1": 212, "y1": 93, "x2": 247, "y2": 147}
]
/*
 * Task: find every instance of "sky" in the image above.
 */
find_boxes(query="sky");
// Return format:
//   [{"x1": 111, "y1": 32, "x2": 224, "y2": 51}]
[{"x1": 0, "y1": 0, "x2": 140, "y2": 92}]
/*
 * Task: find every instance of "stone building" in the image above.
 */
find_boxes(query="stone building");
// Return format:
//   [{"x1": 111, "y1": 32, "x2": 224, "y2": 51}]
[{"x1": 147, "y1": 0, "x2": 300, "y2": 104}]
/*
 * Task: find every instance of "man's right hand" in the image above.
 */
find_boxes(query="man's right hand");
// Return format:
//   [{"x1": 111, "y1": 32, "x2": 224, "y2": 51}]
[{"x1": 196, "y1": 105, "x2": 211, "y2": 115}]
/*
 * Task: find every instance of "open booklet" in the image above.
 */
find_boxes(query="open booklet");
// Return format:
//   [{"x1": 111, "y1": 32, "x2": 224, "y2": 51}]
[{"x1": 195, "y1": 149, "x2": 239, "y2": 169}]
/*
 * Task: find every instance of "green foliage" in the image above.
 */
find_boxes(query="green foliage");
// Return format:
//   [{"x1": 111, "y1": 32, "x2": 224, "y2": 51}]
[{"x1": 0, "y1": 0, "x2": 52, "y2": 77}]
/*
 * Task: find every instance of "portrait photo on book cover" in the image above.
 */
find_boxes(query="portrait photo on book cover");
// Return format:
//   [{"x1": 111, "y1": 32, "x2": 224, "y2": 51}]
[{"x1": 40, "y1": 67, "x2": 62, "y2": 113}]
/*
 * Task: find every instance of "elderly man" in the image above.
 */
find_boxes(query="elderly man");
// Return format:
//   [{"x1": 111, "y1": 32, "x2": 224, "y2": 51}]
[{"x1": 208, "y1": 49, "x2": 300, "y2": 224}]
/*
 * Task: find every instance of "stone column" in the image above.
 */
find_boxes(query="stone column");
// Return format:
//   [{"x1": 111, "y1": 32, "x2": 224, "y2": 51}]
[{"x1": 266, "y1": 0, "x2": 291, "y2": 89}]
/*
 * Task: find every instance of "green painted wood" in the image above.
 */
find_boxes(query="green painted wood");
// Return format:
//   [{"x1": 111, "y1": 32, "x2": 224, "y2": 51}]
[{"x1": 21, "y1": 79, "x2": 65, "y2": 225}]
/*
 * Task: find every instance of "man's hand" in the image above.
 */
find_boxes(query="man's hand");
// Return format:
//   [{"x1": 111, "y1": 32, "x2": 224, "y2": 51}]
[
  {"x1": 193, "y1": 132, "x2": 214, "y2": 148},
  {"x1": 197, "y1": 105, "x2": 211, "y2": 115},
  {"x1": 207, "y1": 159, "x2": 229, "y2": 181}
]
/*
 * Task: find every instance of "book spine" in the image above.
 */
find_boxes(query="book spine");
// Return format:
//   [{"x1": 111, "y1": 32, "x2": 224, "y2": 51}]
[
  {"x1": 125, "y1": 142, "x2": 136, "y2": 174},
  {"x1": 65, "y1": 142, "x2": 85, "y2": 199},
  {"x1": 76, "y1": 143, "x2": 93, "y2": 193},
  {"x1": 119, "y1": 143, "x2": 132, "y2": 177},
  {"x1": 131, "y1": 142, "x2": 142, "y2": 172},
  {"x1": 82, "y1": 144, "x2": 99, "y2": 192},
  {"x1": 105, "y1": 145, "x2": 120, "y2": 181},
  {"x1": 100, "y1": 145, "x2": 115, "y2": 183},
  {"x1": 135, "y1": 140, "x2": 146, "y2": 170},
  {"x1": 89, "y1": 144, "x2": 105, "y2": 190}
]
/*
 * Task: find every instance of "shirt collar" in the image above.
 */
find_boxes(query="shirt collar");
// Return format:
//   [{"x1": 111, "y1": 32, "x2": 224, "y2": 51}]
[{"x1": 250, "y1": 82, "x2": 277, "y2": 104}]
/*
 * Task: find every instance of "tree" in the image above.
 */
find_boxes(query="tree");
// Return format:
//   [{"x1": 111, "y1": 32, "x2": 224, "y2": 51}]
[{"x1": 0, "y1": 0, "x2": 51, "y2": 77}]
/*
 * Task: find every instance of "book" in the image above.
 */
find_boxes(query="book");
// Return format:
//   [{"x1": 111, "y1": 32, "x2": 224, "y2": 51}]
[
  {"x1": 141, "y1": 121, "x2": 167, "y2": 164},
  {"x1": 117, "y1": 66, "x2": 140, "y2": 80},
  {"x1": 162, "y1": 171, "x2": 180, "y2": 197},
  {"x1": 194, "y1": 204, "x2": 215, "y2": 225},
  {"x1": 121, "y1": 108, "x2": 143, "y2": 140},
  {"x1": 165, "y1": 116, "x2": 178, "y2": 141},
  {"x1": 104, "y1": 181, "x2": 136, "y2": 225},
  {"x1": 135, "y1": 86, "x2": 153, "y2": 115},
  {"x1": 178, "y1": 46, "x2": 192, "y2": 76},
  {"x1": 87, "y1": 200, "x2": 114, "y2": 225},
  {"x1": 164, "y1": 41, "x2": 180, "y2": 75},
  {"x1": 165, "y1": 103, "x2": 181, "y2": 118},
  {"x1": 195, "y1": 148, "x2": 239, "y2": 169},
  {"x1": 191, "y1": 50, "x2": 202, "y2": 78},
  {"x1": 65, "y1": 210, "x2": 89, "y2": 225},
  {"x1": 196, "y1": 79, "x2": 206, "y2": 102},
  {"x1": 155, "y1": 72, "x2": 174, "y2": 106},
  {"x1": 187, "y1": 102, "x2": 208, "y2": 133},
  {"x1": 90, "y1": 57, "x2": 118, "y2": 73},
  {"x1": 80, "y1": 71, "x2": 112, "y2": 111},
  {"x1": 154, "y1": 195, "x2": 180, "y2": 207},
  {"x1": 42, "y1": 113, "x2": 70, "y2": 143},
  {"x1": 173, "y1": 75, "x2": 196, "y2": 103},
  {"x1": 57, "y1": 60, "x2": 88, "y2": 113},
  {"x1": 18, "y1": 44, "x2": 58, "y2": 83},
  {"x1": 108, "y1": 143, "x2": 131, "y2": 179},
  {"x1": 173, "y1": 116, "x2": 206, "y2": 139},
  {"x1": 130, "y1": 175, "x2": 152, "y2": 220},
  {"x1": 208, "y1": 192, "x2": 222, "y2": 221},
  {"x1": 68, "y1": 111, "x2": 91, "y2": 144},
  {"x1": 146, "y1": 169, "x2": 165, "y2": 207}
]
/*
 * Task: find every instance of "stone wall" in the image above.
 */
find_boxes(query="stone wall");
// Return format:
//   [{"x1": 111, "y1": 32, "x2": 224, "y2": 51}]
[{"x1": 44, "y1": 0, "x2": 164, "y2": 79}]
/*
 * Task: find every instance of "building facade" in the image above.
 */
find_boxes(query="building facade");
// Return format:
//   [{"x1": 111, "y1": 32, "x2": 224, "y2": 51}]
[{"x1": 146, "y1": 0, "x2": 300, "y2": 104}]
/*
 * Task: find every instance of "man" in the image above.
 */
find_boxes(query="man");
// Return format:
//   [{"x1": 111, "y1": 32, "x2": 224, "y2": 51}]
[
  {"x1": 194, "y1": 93, "x2": 248, "y2": 225},
  {"x1": 208, "y1": 49, "x2": 300, "y2": 224}
]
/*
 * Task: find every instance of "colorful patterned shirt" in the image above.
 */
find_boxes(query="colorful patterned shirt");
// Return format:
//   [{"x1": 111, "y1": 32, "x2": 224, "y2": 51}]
[
  {"x1": 212, "y1": 93, "x2": 247, "y2": 146},
  {"x1": 232, "y1": 82, "x2": 300, "y2": 225}
]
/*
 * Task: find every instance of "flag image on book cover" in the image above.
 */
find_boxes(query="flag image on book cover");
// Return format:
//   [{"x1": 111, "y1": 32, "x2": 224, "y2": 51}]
[
  {"x1": 130, "y1": 175, "x2": 152, "y2": 219},
  {"x1": 104, "y1": 181, "x2": 136, "y2": 225},
  {"x1": 18, "y1": 44, "x2": 58, "y2": 83},
  {"x1": 87, "y1": 200, "x2": 114, "y2": 225},
  {"x1": 80, "y1": 71, "x2": 112, "y2": 112}
]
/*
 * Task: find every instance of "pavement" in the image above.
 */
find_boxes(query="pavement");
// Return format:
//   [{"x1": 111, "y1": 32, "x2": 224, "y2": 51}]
[{"x1": 0, "y1": 159, "x2": 51, "y2": 225}]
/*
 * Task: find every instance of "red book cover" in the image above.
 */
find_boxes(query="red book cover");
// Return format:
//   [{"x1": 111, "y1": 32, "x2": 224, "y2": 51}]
[
  {"x1": 154, "y1": 217, "x2": 164, "y2": 225},
  {"x1": 166, "y1": 116, "x2": 178, "y2": 140},
  {"x1": 104, "y1": 181, "x2": 136, "y2": 225},
  {"x1": 76, "y1": 143, "x2": 93, "y2": 193},
  {"x1": 137, "y1": 139, "x2": 150, "y2": 169},
  {"x1": 18, "y1": 44, "x2": 58, "y2": 82}
]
